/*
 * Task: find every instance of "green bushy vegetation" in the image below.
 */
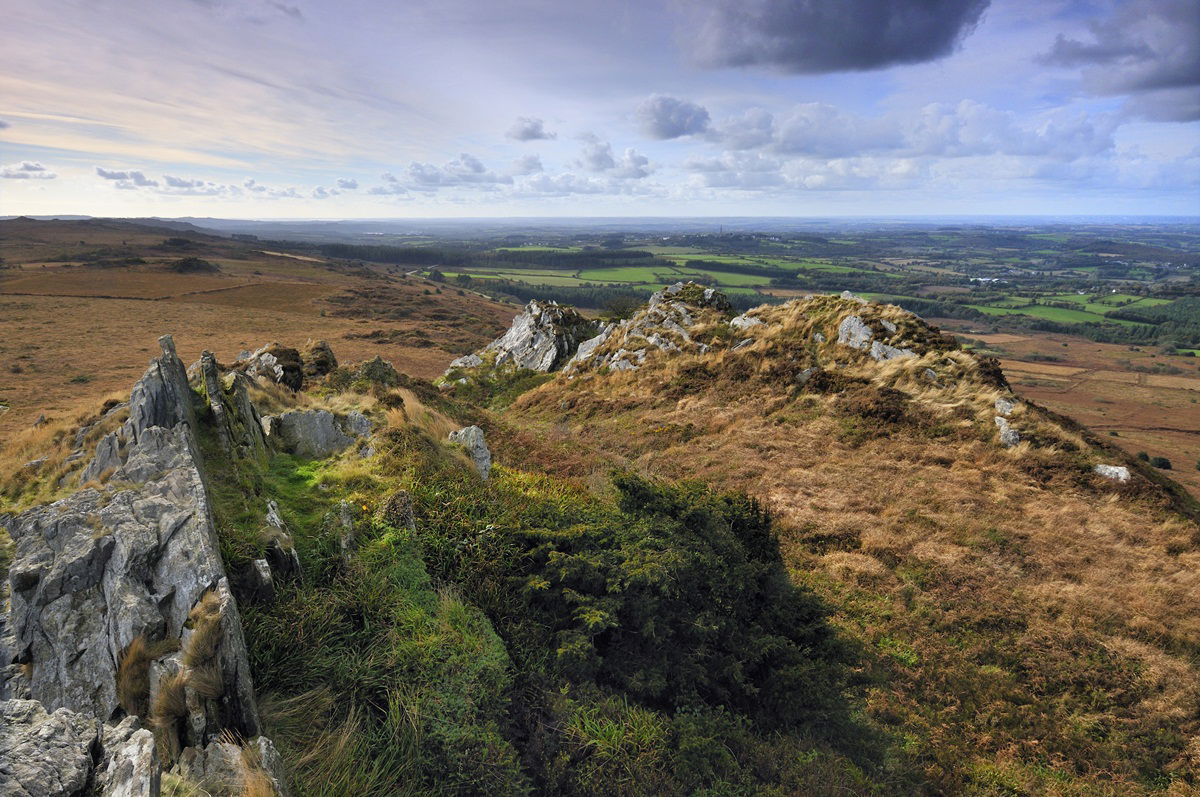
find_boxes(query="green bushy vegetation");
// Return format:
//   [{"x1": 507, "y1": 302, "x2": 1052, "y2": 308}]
[{"x1": 203, "y1": 398, "x2": 871, "y2": 795}]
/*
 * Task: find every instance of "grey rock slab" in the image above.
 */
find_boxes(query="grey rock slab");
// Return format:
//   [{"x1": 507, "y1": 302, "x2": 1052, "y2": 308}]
[
  {"x1": 994, "y1": 416, "x2": 1020, "y2": 448},
  {"x1": 99, "y1": 727, "x2": 159, "y2": 797},
  {"x1": 1093, "y1": 464, "x2": 1131, "y2": 482},
  {"x1": 448, "y1": 426, "x2": 491, "y2": 480},
  {"x1": 994, "y1": 397, "x2": 1017, "y2": 417},
  {"x1": 837, "y1": 315, "x2": 873, "y2": 350},
  {"x1": 869, "y1": 340, "x2": 916, "y2": 361},
  {"x1": 269, "y1": 410, "x2": 355, "y2": 459}
]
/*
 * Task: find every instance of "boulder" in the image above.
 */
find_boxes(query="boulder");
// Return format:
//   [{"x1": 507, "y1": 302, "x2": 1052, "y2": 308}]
[
  {"x1": 994, "y1": 416, "x2": 1020, "y2": 448},
  {"x1": 730, "y1": 313, "x2": 764, "y2": 332},
  {"x1": 267, "y1": 409, "x2": 355, "y2": 459},
  {"x1": 1094, "y1": 464, "x2": 1131, "y2": 482},
  {"x1": 995, "y1": 397, "x2": 1017, "y2": 417},
  {"x1": 837, "y1": 316, "x2": 873, "y2": 350},
  {"x1": 301, "y1": 339, "x2": 338, "y2": 380},
  {"x1": 449, "y1": 426, "x2": 492, "y2": 479},
  {"x1": 0, "y1": 698, "x2": 99, "y2": 797},
  {"x1": 869, "y1": 340, "x2": 916, "y2": 361}
]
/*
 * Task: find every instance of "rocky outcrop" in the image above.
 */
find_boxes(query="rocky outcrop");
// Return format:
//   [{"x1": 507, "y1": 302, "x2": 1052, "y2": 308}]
[
  {"x1": 240, "y1": 343, "x2": 303, "y2": 391},
  {"x1": 449, "y1": 426, "x2": 491, "y2": 479},
  {"x1": 300, "y1": 339, "x2": 338, "y2": 380},
  {"x1": 0, "y1": 699, "x2": 99, "y2": 797},
  {"x1": 479, "y1": 300, "x2": 602, "y2": 373},
  {"x1": 566, "y1": 282, "x2": 731, "y2": 374},
  {"x1": 838, "y1": 315, "x2": 916, "y2": 362},
  {"x1": 1, "y1": 334, "x2": 285, "y2": 795}
]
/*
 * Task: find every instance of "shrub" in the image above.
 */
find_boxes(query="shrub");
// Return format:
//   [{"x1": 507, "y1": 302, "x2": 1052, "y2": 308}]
[
  {"x1": 1150, "y1": 456, "x2": 1172, "y2": 470},
  {"x1": 1137, "y1": 451, "x2": 1150, "y2": 461}
]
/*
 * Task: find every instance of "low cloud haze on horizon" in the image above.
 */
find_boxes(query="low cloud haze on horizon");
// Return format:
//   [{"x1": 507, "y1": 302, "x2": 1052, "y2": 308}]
[{"x1": 1, "y1": 0, "x2": 1198, "y2": 217}]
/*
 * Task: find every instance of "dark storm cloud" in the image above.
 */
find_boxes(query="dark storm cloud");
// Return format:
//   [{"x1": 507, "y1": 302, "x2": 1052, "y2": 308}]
[
  {"x1": 506, "y1": 117, "x2": 556, "y2": 141},
  {"x1": 686, "y1": 0, "x2": 990, "y2": 74},
  {"x1": 1038, "y1": 0, "x2": 1199, "y2": 120},
  {"x1": 636, "y1": 95, "x2": 711, "y2": 139}
]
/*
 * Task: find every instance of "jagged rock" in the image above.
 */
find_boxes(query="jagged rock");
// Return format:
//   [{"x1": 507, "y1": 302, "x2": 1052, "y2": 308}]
[
  {"x1": 869, "y1": 340, "x2": 916, "y2": 361},
  {"x1": 841, "y1": 290, "x2": 868, "y2": 304},
  {"x1": 995, "y1": 416, "x2": 1020, "y2": 448},
  {"x1": 922, "y1": 368, "x2": 938, "y2": 383},
  {"x1": 995, "y1": 397, "x2": 1017, "y2": 417},
  {"x1": 449, "y1": 426, "x2": 491, "y2": 479},
  {"x1": 732, "y1": 338, "x2": 754, "y2": 351},
  {"x1": 246, "y1": 560, "x2": 275, "y2": 603},
  {"x1": 1094, "y1": 464, "x2": 1131, "y2": 482},
  {"x1": 813, "y1": 332, "x2": 826, "y2": 343},
  {"x1": 837, "y1": 316, "x2": 873, "y2": 350},
  {"x1": 343, "y1": 410, "x2": 373, "y2": 438},
  {"x1": 730, "y1": 313, "x2": 764, "y2": 331},
  {"x1": 481, "y1": 299, "x2": 601, "y2": 372},
  {"x1": 448, "y1": 354, "x2": 483, "y2": 370},
  {"x1": 253, "y1": 736, "x2": 290, "y2": 796},
  {"x1": 175, "y1": 740, "x2": 245, "y2": 792},
  {"x1": 267, "y1": 409, "x2": 355, "y2": 459},
  {"x1": 566, "y1": 326, "x2": 614, "y2": 368},
  {"x1": 3, "y1": 335, "x2": 263, "y2": 740},
  {"x1": 243, "y1": 343, "x2": 303, "y2": 391},
  {"x1": 301, "y1": 339, "x2": 338, "y2": 379},
  {"x1": 264, "y1": 501, "x2": 300, "y2": 578},
  {"x1": 99, "y1": 726, "x2": 159, "y2": 797},
  {"x1": 795, "y1": 367, "x2": 818, "y2": 387},
  {"x1": 0, "y1": 698, "x2": 99, "y2": 797}
]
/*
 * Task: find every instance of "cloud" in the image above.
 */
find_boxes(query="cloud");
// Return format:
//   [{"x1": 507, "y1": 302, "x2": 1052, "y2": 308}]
[
  {"x1": 336, "y1": 177, "x2": 358, "y2": 189},
  {"x1": 516, "y1": 172, "x2": 610, "y2": 196},
  {"x1": 368, "y1": 172, "x2": 408, "y2": 195},
  {"x1": 577, "y1": 135, "x2": 615, "y2": 172},
  {"x1": 160, "y1": 175, "x2": 241, "y2": 195},
  {"x1": 2, "y1": 161, "x2": 57, "y2": 179},
  {"x1": 707, "y1": 108, "x2": 775, "y2": 151},
  {"x1": 312, "y1": 185, "x2": 338, "y2": 199},
  {"x1": 1038, "y1": 0, "x2": 1200, "y2": 121},
  {"x1": 0, "y1": 119, "x2": 9, "y2": 129},
  {"x1": 243, "y1": 177, "x2": 300, "y2": 198},
  {"x1": 95, "y1": 166, "x2": 158, "y2": 188},
  {"x1": 512, "y1": 154, "x2": 544, "y2": 175},
  {"x1": 612, "y1": 148, "x2": 651, "y2": 179},
  {"x1": 773, "y1": 103, "x2": 902, "y2": 157},
  {"x1": 685, "y1": 0, "x2": 990, "y2": 74},
  {"x1": 407, "y1": 153, "x2": 512, "y2": 190},
  {"x1": 507, "y1": 116, "x2": 556, "y2": 141},
  {"x1": 636, "y1": 95, "x2": 711, "y2": 139},
  {"x1": 685, "y1": 151, "x2": 784, "y2": 189}
]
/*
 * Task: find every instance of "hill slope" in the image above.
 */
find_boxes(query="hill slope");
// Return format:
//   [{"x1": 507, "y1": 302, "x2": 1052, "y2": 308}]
[{"x1": 456, "y1": 285, "x2": 1200, "y2": 793}]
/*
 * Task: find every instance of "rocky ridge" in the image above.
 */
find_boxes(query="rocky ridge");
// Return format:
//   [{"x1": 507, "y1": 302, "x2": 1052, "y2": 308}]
[
  {"x1": 0, "y1": 336, "x2": 378, "y2": 795},
  {"x1": 458, "y1": 283, "x2": 1140, "y2": 472}
]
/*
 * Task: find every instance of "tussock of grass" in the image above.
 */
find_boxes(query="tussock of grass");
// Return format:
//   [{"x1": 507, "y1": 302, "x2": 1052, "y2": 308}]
[{"x1": 116, "y1": 635, "x2": 181, "y2": 718}]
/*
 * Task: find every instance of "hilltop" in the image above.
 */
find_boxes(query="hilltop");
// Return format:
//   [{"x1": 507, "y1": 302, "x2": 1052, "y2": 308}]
[{"x1": 1, "y1": 283, "x2": 1197, "y2": 796}]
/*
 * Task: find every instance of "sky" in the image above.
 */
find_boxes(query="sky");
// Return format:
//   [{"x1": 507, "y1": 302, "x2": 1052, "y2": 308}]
[{"x1": 1, "y1": 0, "x2": 1198, "y2": 218}]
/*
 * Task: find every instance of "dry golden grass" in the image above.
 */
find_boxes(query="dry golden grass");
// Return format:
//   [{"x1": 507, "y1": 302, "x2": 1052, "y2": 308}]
[
  {"x1": 183, "y1": 589, "x2": 223, "y2": 668},
  {"x1": 116, "y1": 635, "x2": 181, "y2": 718}
]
